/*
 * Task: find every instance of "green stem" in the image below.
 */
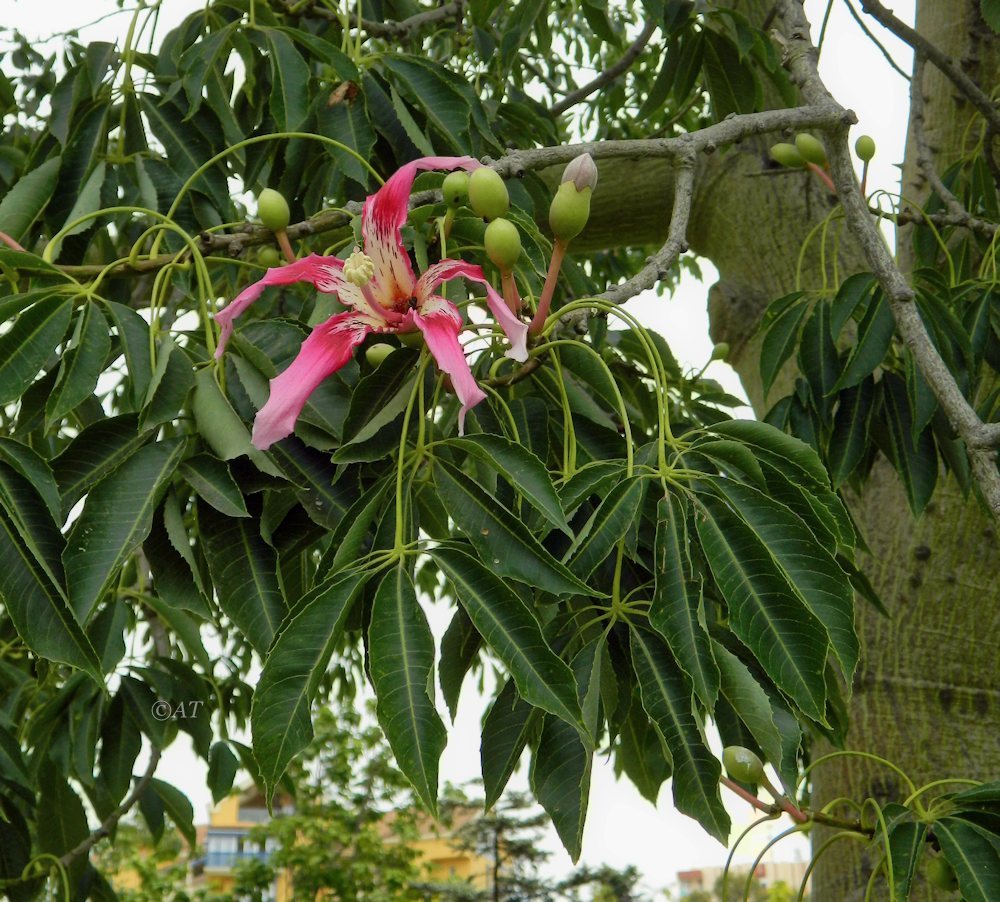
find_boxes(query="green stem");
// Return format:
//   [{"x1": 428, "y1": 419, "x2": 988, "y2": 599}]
[{"x1": 394, "y1": 355, "x2": 431, "y2": 553}]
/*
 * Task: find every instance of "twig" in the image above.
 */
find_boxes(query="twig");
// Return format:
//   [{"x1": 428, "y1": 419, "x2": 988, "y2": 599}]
[
  {"x1": 842, "y1": 0, "x2": 910, "y2": 80},
  {"x1": 284, "y1": 0, "x2": 467, "y2": 40},
  {"x1": 858, "y1": 0, "x2": 1000, "y2": 134},
  {"x1": 777, "y1": 0, "x2": 1000, "y2": 520},
  {"x1": 550, "y1": 20, "x2": 658, "y2": 117}
]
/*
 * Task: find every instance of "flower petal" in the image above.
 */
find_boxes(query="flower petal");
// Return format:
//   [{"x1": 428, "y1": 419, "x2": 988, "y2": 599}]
[
  {"x1": 363, "y1": 156, "x2": 481, "y2": 308},
  {"x1": 415, "y1": 259, "x2": 528, "y2": 362},
  {"x1": 411, "y1": 298, "x2": 486, "y2": 435},
  {"x1": 215, "y1": 254, "x2": 353, "y2": 358},
  {"x1": 251, "y1": 312, "x2": 373, "y2": 450}
]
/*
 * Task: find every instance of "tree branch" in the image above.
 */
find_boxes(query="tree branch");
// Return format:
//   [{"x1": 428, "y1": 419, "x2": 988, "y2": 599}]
[
  {"x1": 550, "y1": 19, "x2": 658, "y2": 117},
  {"x1": 858, "y1": 0, "x2": 1000, "y2": 134},
  {"x1": 777, "y1": 0, "x2": 1000, "y2": 520},
  {"x1": 283, "y1": 0, "x2": 467, "y2": 40}
]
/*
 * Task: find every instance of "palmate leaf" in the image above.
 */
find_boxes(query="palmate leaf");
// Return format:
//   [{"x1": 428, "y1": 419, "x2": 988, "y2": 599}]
[
  {"x1": 64, "y1": 439, "x2": 186, "y2": 624},
  {"x1": 45, "y1": 300, "x2": 111, "y2": 426},
  {"x1": 431, "y1": 545, "x2": 583, "y2": 732},
  {"x1": 251, "y1": 570, "x2": 368, "y2": 798},
  {"x1": 0, "y1": 292, "x2": 73, "y2": 406},
  {"x1": 369, "y1": 565, "x2": 447, "y2": 815},
  {"x1": 886, "y1": 815, "x2": 926, "y2": 901},
  {"x1": 695, "y1": 492, "x2": 830, "y2": 723},
  {"x1": 434, "y1": 461, "x2": 597, "y2": 597},
  {"x1": 649, "y1": 495, "x2": 720, "y2": 708},
  {"x1": 630, "y1": 626, "x2": 730, "y2": 843},
  {"x1": 700, "y1": 476, "x2": 858, "y2": 682},
  {"x1": 936, "y1": 817, "x2": 1000, "y2": 901},
  {"x1": 563, "y1": 476, "x2": 645, "y2": 579}
]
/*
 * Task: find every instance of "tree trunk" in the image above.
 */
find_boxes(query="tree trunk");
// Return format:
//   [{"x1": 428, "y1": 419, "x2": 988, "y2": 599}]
[{"x1": 578, "y1": 2, "x2": 1000, "y2": 898}]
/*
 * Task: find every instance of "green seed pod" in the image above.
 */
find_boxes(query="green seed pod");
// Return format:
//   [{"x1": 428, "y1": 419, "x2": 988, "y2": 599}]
[
  {"x1": 794, "y1": 133, "x2": 827, "y2": 166},
  {"x1": 364, "y1": 343, "x2": 395, "y2": 367},
  {"x1": 925, "y1": 857, "x2": 958, "y2": 892},
  {"x1": 722, "y1": 746, "x2": 766, "y2": 784},
  {"x1": 257, "y1": 246, "x2": 282, "y2": 268},
  {"x1": 855, "y1": 134, "x2": 877, "y2": 163},
  {"x1": 769, "y1": 142, "x2": 806, "y2": 168},
  {"x1": 711, "y1": 341, "x2": 730, "y2": 361},
  {"x1": 549, "y1": 182, "x2": 592, "y2": 243},
  {"x1": 258, "y1": 188, "x2": 291, "y2": 232},
  {"x1": 484, "y1": 217, "x2": 522, "y2": 270},
  {"x1": 468, "y1": 167, "x2": 510, "y2": 221},
  {"x1": 442, "y1": 171, "x2": 470, "y2": 207}
]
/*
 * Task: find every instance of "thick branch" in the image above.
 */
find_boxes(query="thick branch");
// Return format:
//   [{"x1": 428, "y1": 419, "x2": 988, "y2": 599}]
[
  {"x1": 859, "y1": 0, "x2": 1000, "y2": 134},
  {"x1": 777, "y1": 0, "x2": 1000, "y2": 519},
  {"x1": 550, "y1": 20, "x2": 658, "y2": 117}
]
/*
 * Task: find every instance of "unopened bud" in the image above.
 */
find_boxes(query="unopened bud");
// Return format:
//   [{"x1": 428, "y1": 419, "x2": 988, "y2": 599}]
[
  {"x1": 364, "y1": 343, "x2": 395, "y2": 367},
  {"x1": 257, "y1": 246, "x2": 282, "y2": 268},
  {"x1": 795, "y1": 133, "x2": 827, "y2": 166},
  {"x1": 722, "y1": 746, "x2": 766, "y2": 784},
  {"x1": 769, "y1": 143, "x2": 805, "y2": 168},
  {"x1": 343, "y1": 247, "x2": 375, "y2": 286},
  {"x1": 711, "y1": 342, "x2": 729, "y2": 361},
  {"x1": 855, "y1": 135, "x2": 876, "y2": 162},
  {"x1": 549, "y1": 181, "x2": 592, "y2": 244},
  {"x1": 258, "y1": 188, "x2": 290, "y2": 231},
  {"x1": 442, "y1": 171, "x2": 470, "y2": 207},
  {"x1": 484, "y1": 218, "x2": 521, "y2": 270},
  {"x1": 468, "y1": 168, "x2": 510, "y2": 221},
  {"x1": 561, "y1": 153, "x2": 598, "y2": 192}
]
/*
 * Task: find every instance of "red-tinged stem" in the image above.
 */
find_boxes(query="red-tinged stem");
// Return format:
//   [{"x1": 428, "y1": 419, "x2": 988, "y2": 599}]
[
  {"x1": 529, "y1": 239, "x2": 567, "y2": 336},
  {"x1": 501, "y1": 269, "x2": 521, "y2": 315},
  {"x1": 759, "y1": 775, "x2": 810, "y2": 824},
  {"x1": 720, "y1": 776, "x2": 773, "y2": 814},
  {"x1": 0, "y1": 230, "x2": 26, "y2": 253},
  {"x1": 275, "y1": 228, "x2": 296, "y2": 264},
  {"x1": 807, "y1": 161, "x2": 837, "y2": 194}
]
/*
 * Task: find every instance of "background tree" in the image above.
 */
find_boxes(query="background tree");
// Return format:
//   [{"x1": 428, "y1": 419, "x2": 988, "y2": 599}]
[{"x1": 0, "y1": 2, "x2": 997, "y2": 901}]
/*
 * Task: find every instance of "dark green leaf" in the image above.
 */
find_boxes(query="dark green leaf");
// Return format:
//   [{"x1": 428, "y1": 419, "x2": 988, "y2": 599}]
[
  {"x1": 630, "y1": 627, "x2": 730, "y2": 842},
  {"x1": 936, "y1": 817, "x2": 1000, "y2": 902},
  {"x1": 0, "y1": 293, "x2": 73, "y2": 405},
  {"x1": 46, "y1": 300, "x2": 111, "y2": 425},
  {"x1": 251, "y1": 570, "x2": 367, "y2": 796},
  {"x1": 151, "y1": 779, "x2": 196, "y2": 847},
  {"x1": 650, "y1": 495, "x2": 720, "y2": 708},
  {"x1": 703, "y1": 31, "x2": 757, "y2": 120},
  {"x1": 180, "y1": 455, "x2": 249, "y2": 518},
  {"x1": 369, "y1": 566, "x2": 446, "y2": 815},
  {"x1": 207, "y1": 742, "x2": 240, "y2": 804},
  {"x1": 265, "y1": 29, "x2": 311, "y2": 131},
  {"x1": 834, "y1": 292, "x2": 895, "y2": 391},
  {"x1": 531, "y1": 710, "x2": 591, "y2": 863},
  {"x1": 760, "y1": 296, "x2": 808, "y2": 399},
  {"x1": 0, "y1": 156, "x2": 61, "y2": 240},
  {"x1": 828, "y1": 378, "x2": 876, "y2": 486},
  {"x1": 564, "y1": 477, "x2": 644, "y2": 580},
  {"x1": 481, "y1": 679, "x2": 538, "y2": 809},
  {"x1": 882, "y1": 373, "x2": 938, "y2": 515},
  {"x1": 798, "y1": 300, "x2": 839, "y2": 416},
  {"x1": 439, "y1": 606, "x2": 482, "y2": 721},
  {"x1": 64, "y1": 439, "x2": 186, "y2": 623},
  {"x1": 887, "y1": 818, "x2": 926, "y2": 901},
  {"x1": 616, "y1": 701, "x2": 671, "y2": 804},
  {"x1": 431, "y1": 545, "x2": 583, "y2": 730}
]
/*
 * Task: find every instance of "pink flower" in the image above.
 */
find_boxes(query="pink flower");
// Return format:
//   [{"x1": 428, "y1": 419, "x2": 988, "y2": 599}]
[{"x1": 214, "y1": 156, "x2": 529, "y2": 450}]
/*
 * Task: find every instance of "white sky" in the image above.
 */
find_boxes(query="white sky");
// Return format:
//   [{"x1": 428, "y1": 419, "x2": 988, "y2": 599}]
[{"x1": 1, "y1": 0, "x2": 915, "y2": 895}]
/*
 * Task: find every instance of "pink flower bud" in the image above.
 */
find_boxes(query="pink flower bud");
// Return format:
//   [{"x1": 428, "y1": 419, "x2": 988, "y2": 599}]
[{"x1": 561, "y1": 153, "x2": 598, "y2": 192}]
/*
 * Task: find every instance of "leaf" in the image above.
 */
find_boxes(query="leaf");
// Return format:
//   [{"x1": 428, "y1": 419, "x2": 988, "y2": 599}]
[
  {"x1": 98, "y1": 693, "x2": 142, "y2": 805},
  {"x1": 760, "y1": 296, "x2": 808, "y2": 399},
  {"x1": 64, "y1": 439, "x2": 186, "y2": 623},
  {"x1": 886, "y1": 818, "x2": 926, "y2": 900},
  {"x1": 251, "y1": 570, "x2": 367, "y2": 796},
  {"x1": 103, "y1": 300, "x2": 153, "y2": 409},
  {"x1": 46, "y1": 300, "x2": 111, "y2": 425},
  {"x1": 702, "y1": 477, "x2": 858, "y2": 682},
  {"x1": 38, "y1": 767, "x2": 90, "y2": 886},
  {"x1": 695, "y1": 492, "x2": 829, "y2": 723},
  {"x1": 0, "y1": 293, "x2": 73, "y2": 405},
  {"x1": 828, "y1": 377, "x2": 876, "y2": 487},
  {"x1": 481, "y1": 679, "x2": 538, "y2": 808},
  {"x1": 703, "y1": 30, "x2": 757, "y2": 120},
  {"x1": 558, "y1": 461, "x2": 626, "y2": 516},
  {"x1": 151, "y1": 779, "x2": 196, "y2": 847},
  {"x1": 830, "y1": 272, "x2": 878, "y2": 337},
  {"x1": 439, "y1": 605, "x2": 481, "y2": 721},
  {"x1": 431, "y1": 545, "x2": 583, "y2": 731},
  {"x1": 0, "y1": 469, "x2": 103, "y2": 681},
  {"x1": 340, "y1": 348, "x2": 418, "y2": 442},
  {"x1": 265, "y1": 29, "x2": 311, "y2": 131},
  {"x1": 0, "y1": 156, "x2": 61, "y2": 240},
  {"x1": 711, "y1": 641, "x2": 794, "y2": 792},
  {"x1": 616, "y1": 701, "x2": 671, "y2": 804},
  {"x1": 201, "y1": 506, "x2": 287, "y2": 655},
  {"x1": 444, "y1": 433, "x2": 570, "y2": 535},
  {"x1": 882, "y1": 373, "x2": 938, "y2": 515},
  {"x1": 630, "y1": 626, "x2": 730, "y2": 843},
  {"x1": 936, "y1": 817, "x2": 1000, "y2": 902},
  {"x1": 649, "y1": 496, "x2": 720, "y2": 708},
  {"x1": 192, "y1": 368, "x2": 282, "y2": 477},
  {"x1": 49, "y1": 162, "x2": 106, "y2": 260},
  {"x1": 140, "y1": 337, "x2": 194, "y2": 431},
  {"x1": 318, "y1": 92, "x2": 377, "y2": 188},
  {"x1": 369, "y1": 566, "x2": 446, "y2": 815},
  {"x1": 982, "y1": 0, "x2": 1000, "y2": 34},
  {"x1": 798, "y1": 299, "x2": 839, "y2": 417},
  {"x1": 389, "y1": 84, "x2": 435, "y2": 156},
  {"x1": 833, "y1": 292, "x2": 895, "y2": 391},
  {"x1": 563, "y1": 477, "x2": 644, "y2": 580},
  {"x1": 315, "y1": 478, "x2": 391, "y2": 583},
  {"x1": 0, "y1": 438, "x2": 61, "y2": 526},
  {"x1": 435, "y1": 461, "x2": 597, "y2": 597},
  {"x1": 207, "y1": 742, "x2": 240, "y2": 805},
  {"x1": 180, "y1": 455, "x2": 249, "y2": 518},
  {"x1": 383, "y1": 56, "x2": 471, "y2": 152}
]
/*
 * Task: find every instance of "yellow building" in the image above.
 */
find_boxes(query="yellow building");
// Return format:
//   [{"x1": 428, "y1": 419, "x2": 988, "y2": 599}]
[{"x1": 188, "y1": 785, "x2": 491, "y2": 899}]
